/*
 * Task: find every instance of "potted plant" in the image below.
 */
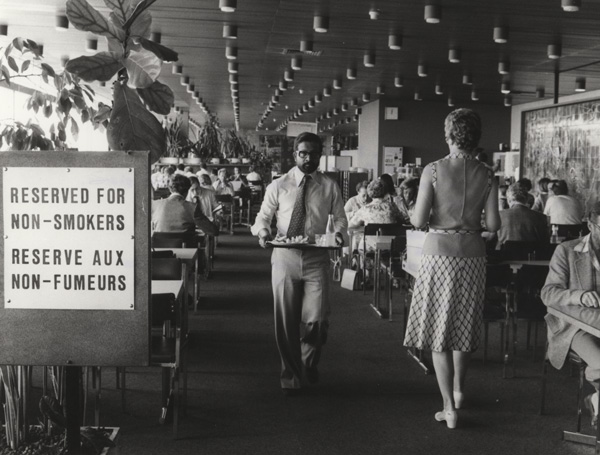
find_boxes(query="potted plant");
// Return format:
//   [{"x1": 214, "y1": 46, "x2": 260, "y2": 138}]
[
  {"x1": 196, "y1": 114, "x2": 222, "y2": 164},
  {"x1": 222, "y1": 129, "x2": 251, "y2": 164}
]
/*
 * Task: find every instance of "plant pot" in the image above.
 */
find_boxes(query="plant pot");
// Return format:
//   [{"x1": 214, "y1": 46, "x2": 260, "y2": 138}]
[
  {"x1": 229, "y1": 158, "x2": 240, "y2": 164},
  {"x1": 210, "y1": 158, "x2": 221, "y2": 164},
  {"x1": 242, "y1": 158, "x2": 251, "y2": 164},
  {"x1": 184, "y1": 157, "x2": 202, "y2": 165},
  {"x1": 160, "y1": 157, "x2": 179, "y2": 165}
]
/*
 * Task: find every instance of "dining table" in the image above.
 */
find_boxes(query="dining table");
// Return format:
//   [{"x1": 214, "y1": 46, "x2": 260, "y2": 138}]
[
  {"x1": 154, "y1": 247, "x2": 200, "y2": 311},
  {"x1": 547, "y1": 304, "x2": 600, "y2": 453}
]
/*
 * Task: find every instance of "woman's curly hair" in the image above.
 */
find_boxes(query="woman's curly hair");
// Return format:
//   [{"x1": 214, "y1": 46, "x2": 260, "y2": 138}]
[{"x1": 444, "y1": 108, "x2": 482, "y2": 152}]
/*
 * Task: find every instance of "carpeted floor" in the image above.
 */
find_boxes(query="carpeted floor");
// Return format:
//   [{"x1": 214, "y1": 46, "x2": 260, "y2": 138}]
[{"x1": 97, "y1": 229, "x2": 592, "y2": 454}]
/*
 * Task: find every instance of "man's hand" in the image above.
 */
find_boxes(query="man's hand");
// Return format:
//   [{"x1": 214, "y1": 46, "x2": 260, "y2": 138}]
[
  {"x1": 581, "y1": 291, "x2": 600, "y2": 308},
  {"x1": 258, "y1": 229, "x2": 273, "y2": 249},
  {"x1": 335, "y1": 232, "x2": 344, "y2": 247}
]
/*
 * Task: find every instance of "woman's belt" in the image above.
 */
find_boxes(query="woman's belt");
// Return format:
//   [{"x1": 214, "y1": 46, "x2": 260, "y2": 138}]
[{"x1": 429, "y1": 228, "x2": 481, "y2": 235}]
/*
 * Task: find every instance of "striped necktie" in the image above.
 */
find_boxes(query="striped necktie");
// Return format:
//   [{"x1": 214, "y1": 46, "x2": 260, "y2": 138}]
[{"x1": 286, "y1": 174, "x2": 310, "y2": 238}]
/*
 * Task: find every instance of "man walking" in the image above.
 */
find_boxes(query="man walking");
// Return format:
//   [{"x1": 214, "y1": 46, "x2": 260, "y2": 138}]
[{"x1": 251, "y1": 132, "x2": 347, "y2": 395}]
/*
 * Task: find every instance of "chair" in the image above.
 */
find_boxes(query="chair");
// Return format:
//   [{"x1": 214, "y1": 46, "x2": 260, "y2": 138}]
[
  {"x1": 484, "y1": 264, "x2": 513, "y2": 375},
  {"x1": 540, "y1": 347, "x2": 588, "y2": 434},
  {"x1": 554, "y1": 223, "x2": 587, "y2": 241},
  {"x1": 513, "y1": 264, "x2": 550, "y2": 362},
  {"x1": 378, "y1": 227, "x2": 408, "y2": 321},
  {"x1": 361, "y1": 223, "x2": 404, "y2": 295},
  {"x1": 501, "y1": 240, "x2": 557, "y2": 261},
  {"x1": 215, "y1": 194, "x2": 234, "y2": 234}
]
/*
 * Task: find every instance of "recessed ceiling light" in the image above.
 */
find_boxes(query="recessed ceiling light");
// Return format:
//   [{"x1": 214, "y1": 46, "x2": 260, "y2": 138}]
[
  {"x1": 300, "y1": 39, "x2": 313, "y2": 52},
  {"x1": 536, "y1": 87, "x2": 545, "y2": 98},
  {"x1": 388, "y1": 33, "x2": 402, "y2": 50},
  {"x1": 369, "y1": 8, "x2": 380, "y2": 20},
  {"x1": 86, "y1": 38, "x2": 98, "y2": 52},
  {"x1": 362, "y1": 92, "x2": 371, "y2": 102},
  {"x1": 223, "y1": 24, "x2": 237, "y2": 39},
  {"x1": 493, "y1": 26, "x2": 508, "y2": 44},
  {"x1": 313, "y1": 15, "x2": 329, "y2": 33},
  {"x1": 333, "y1": 77, "x2": 343, "y2": 89},
  {"x1": 284, "y1": 69, "x2": 294, "y2": 82},
  {"x1": 424, "y1": 4, "x2": 440, "y2": 23},
  {"x1": 504, "y1": 95, "x2": 512, "y2": 107},
  {"x1": 448, "y1": 48, "x2": 460, "y2": 63},
  {"x1": 418, "y1": 63, "x2": 428, "y2": 77},
  {"x1": 291, "y1": 56, "x2": 302, "y2": 70},
  {"x1": 575, "y1": 78, "x2": 586, "y2": 92},
  {"x1": 562, "y1": 0, "x2": 581, "y2": 12},
  {"x1": 219, "y1": 0, "x2": 236, "y2": 13},
  {"x1": 225, "y1": 45, "x2": 237, "y2": 60},
  {"x1": 548, "y1": 43, "x2": 561, "y2": 59},
  {"x1": 56, "y1": 15, "x2": 69, "y2": 31}
]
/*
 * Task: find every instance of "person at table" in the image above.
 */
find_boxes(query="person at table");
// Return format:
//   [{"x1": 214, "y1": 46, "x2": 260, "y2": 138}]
[
  {"x1": 150, "y1": 165, "x2": 163, "y2": 190},
  {"x1": 152, "y1": 174, "x2": 217, "y2": 235},
  {"x1": 344, "y1": 180, "x2": 371, "y2": 220},
  {"x1": 544, "y1": 179, "x2": 583, "y2": 226},
  {"x1": 173, "y1": 164, "x2": 186, "y2": 176},
  {"x1": 517, "y1": 178, "x2": 535, "y2": 208},
  {"x1": 496, "y1": 182, "x2": 549, "y2": 249},
  {"x1": 541, "y1": 201, "x2": 600, "y2": 427},
  {"x1": 251, "y1": 132, "x2": 347, "y2": 396},
  {"x1": 213, "y1": 168, "x2": 235, "y2": 196},
  {"x1": 532, "y1": 177, "x2": 551, "y2": 213},
  {"x1": 195, "y1": 162, "x2": 211, "y2": 180},
  {"x1": 187, "y1": 176, "x2": 219, "y2": 222},
  {"x1": 246, "y1": 166, "x2": 263, "y2": 185},
  {"x1": 230, "y1": 166, "x2": 247, "y2": 184},
  {"x1": 379, "y1": 173, "x2": 397, "y2": 202},
  {"x1": 348, "y1": 179, "x2": 402, "y2": 231},
  {"x1": 395, "y1": 177, "x2": 419, "y2": 225},
  {"x1": 498, "y1": 184, "x2": 509, "y2": 211},
  {"x1": 403, "y1": 108, "x2": 501, "y2": 429}
]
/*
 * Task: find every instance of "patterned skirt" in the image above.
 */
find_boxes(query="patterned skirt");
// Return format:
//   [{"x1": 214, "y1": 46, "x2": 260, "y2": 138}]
[{"x1": 403, "y1": 254, "x2": 486, "y2": 352}]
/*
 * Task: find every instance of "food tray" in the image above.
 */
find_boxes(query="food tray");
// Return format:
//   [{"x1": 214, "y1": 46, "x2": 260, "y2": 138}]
[{"x1": 267, "y1": 242, "x2": 341, "y2": 250}]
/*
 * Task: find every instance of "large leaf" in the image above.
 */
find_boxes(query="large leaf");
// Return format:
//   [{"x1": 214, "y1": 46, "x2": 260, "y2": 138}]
[
  {"x1": 71, "y1": 119, "x2": 80, "y2": 141},
  {"x1": 123, "y1": 48, "x2": 161, "y2": 88},
  {"x1": 7, "y1": 56, "x2": 18, "y2": 73},
  {"x1": 12, "y1": 37, "x2": 24, "y2": 52},
  {"x1": 123, "y1": 0, "x2": 157, "y2": 30},
  {"x1": 138, "y1": 38, "x2": 178, "y2": 62},
  {"x1": 66, "y1": 0, "x2": 126, "y2": 41},
  {"x1": 137, "y1": 80, "x2": 174, "y2": 115},
  {"x1": 129, "y1": 10, "x2": 151, "y2": 39},
  {"x1": 107, "y1": 81, "x2": 165, "y2": 163},
  {"x1": 21, "y1": 60, "x2": 31, "y2": 73},
  {"x1": 104, "y1": 0, "x2": 133, "y2": 24},
  {"x1": 65, "y1": 52, "x2": 122, "y2": 82},
  {"x1": 93, "y1": 103, "x2": 112, "y2": 123},
  {"x1": 41, "y1": 63, "x2": 56, "y2": 78},
  {"x1": 1, "y1": 65, "x2": 10, "y2": 86}
]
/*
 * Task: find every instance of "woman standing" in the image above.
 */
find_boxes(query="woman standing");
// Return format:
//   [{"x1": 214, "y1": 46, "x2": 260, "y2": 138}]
[{"x1": 403, "y1": 109, "x2": 500, "y2": 429}]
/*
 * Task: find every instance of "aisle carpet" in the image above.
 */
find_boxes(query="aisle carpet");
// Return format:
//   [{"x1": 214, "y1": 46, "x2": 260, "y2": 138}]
[{"x1": 99, "y1": 230, "x2": 591, "y2": 455}]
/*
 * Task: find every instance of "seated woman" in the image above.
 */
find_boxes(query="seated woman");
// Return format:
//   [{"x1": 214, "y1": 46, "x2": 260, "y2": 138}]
[
  {"x1": 344, "y1": 180, "x2": 371, "y2": 220},
  {"x1": 394, "y1": 177, "x2": 419, "y2": 225},
  {"x1": 379, "y1": 173, "x2": 397, "y2": 201},
  {"x1": 213, "y1": 168, "x2": 235, "y2": 196},
  {"x1": 349, "y1": 179, "x2": 402, "y2": 248}
]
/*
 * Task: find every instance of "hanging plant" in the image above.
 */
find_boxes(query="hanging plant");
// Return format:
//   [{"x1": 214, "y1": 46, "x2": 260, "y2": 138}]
[{"x1": 65, "y1": 0, "x2": 178, "y2": 162}]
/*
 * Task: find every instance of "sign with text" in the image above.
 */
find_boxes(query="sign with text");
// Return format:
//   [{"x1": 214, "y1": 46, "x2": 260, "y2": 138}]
[{"x1": 3, "y1": 167, "x2": 135, "y2": 310}]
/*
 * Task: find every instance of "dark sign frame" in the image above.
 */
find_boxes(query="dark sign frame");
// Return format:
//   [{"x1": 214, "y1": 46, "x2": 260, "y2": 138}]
[{"x1": 0, "y1": 151, "x2": 150, "y2": 366}]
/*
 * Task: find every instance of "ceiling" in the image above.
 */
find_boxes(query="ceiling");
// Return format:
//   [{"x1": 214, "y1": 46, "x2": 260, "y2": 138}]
[{"x1": 3, "y1": 0, "x2": 600, "y2": 133}]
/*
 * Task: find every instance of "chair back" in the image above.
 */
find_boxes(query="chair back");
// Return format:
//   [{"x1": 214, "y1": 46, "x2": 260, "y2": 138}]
[
  {"x1": 554, "y1": 223, "x2": 586, "y2": 240},
  {"x1": 153, "y1": 188, "x2": 170, "y2": 200},
  {"x1": 215, "y1": 194, "x2": 233, "y2": 203},
  {"x1": 363, "y1": 223, "x2": 407, "y2": 254},
  {"x1": 152, "y1": 258, "x2": 183, "y2": 280},
  {"x1": 485, "y1": 264, "x2": 513, "y2": 288},
  {"x1": 501, "y1": 241, "x2": 542, "y2": 260},
  {"x1": 151, "y1": 293, "x2": 176, "y2": 328},
  {"x1": 152, "y1": 231, "x2": 197, "y2": 248}
]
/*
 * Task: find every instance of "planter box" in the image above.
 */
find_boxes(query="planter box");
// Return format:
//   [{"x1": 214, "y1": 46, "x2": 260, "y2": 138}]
[
  {"x1": 160, "y1": 157, "x2": 179, "y2": 165},
  {"x1": 229, "y1": 158, "x2": 240, "y2": 164},
  {"x1": 183, "y1": 157, "x2": 202, "y2": 165},
  {"x1": 210, "y1": 158, "x2": 221, "y2": 164},
  {"x1": 241, "y1": 158, "x2": 251, "y2": 164}
]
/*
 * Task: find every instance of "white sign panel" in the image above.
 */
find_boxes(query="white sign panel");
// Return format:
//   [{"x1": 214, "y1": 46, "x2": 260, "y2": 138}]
[
  {"x1": 3, "y1": 167, "x2": 135, "y2": 310},
  {"x1": 383, "y1": 146, "x2": 403, "y2": 175}
]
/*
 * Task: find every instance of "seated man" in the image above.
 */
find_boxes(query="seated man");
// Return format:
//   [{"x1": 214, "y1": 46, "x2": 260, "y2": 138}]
[
  {"x1": 496, "y1": 182, "x2": 549, "y2": 248},
  {"x1": 152, "y1": 174, "x2": 218, "y2": 235},
  {"x1": 544, "y1": 179, "x2": 583, "y2": 226},
  {"x1": 187, "y1": 176, "x2": 219, "y2": 222},
  {"x1": 542, "y1": 201, "x2": 600, "y2": 426},
  {"x1": 213, "y1": 168, "x2": 235, "y2": 196},
  {"x1": 246, "y1": 166, "x2": 262, "y2": 185}
]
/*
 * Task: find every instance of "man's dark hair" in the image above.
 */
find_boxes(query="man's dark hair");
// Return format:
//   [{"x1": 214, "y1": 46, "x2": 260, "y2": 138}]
[
  {"x1": 177, "y1": 164, "x2": 185, "y2": 171},
  {"x1": 294, "y1": 132, "x2": 323, "y2": 154},
  {"x1": 169, "y1": 174, "x2": 191, "y2": 196},
  {"x1": 200, "y1": 163, "x2": 207, "y2": 170},
  {"x1": 518, "y1": 178, "x2": 532, "y2": 192},
  {"x1": 551, "y1": 179, "x2": 569, "y2": 196},
  {"x1": 538, "y1": 177, "x2": 551, "y2": 192}
]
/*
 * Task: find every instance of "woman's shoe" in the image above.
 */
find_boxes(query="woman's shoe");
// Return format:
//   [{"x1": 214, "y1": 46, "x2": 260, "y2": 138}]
[
  {"x1": 435, "y1": 410, "x2": 458, "y2": 429},
  {"x1": 453, "y1": 391, "x2": 465, "y2": 410}
]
